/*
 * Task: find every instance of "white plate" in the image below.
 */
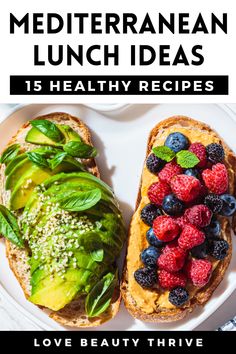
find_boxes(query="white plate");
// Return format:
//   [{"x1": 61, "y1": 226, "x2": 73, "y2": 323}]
[{"x1": 0, "y1": 103, "x2": 236, "y2": 331}]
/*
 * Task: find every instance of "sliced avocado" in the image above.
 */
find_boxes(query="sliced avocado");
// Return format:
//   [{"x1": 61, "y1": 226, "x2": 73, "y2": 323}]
[
  {"x1": 29, "y1": 268, "x2": 92, "y2": 311},
  {"x1": 25, "y1": 124, "x2": 81, "y2": 147},
  {"x1": 5, "y1": 153, "x2": 27, "y2": 176},
  {"x1": 25, "y1": 127, "x2": 62, "y2": 147},
  {"x1": 57, "y1": 125, "x2": 81, "y2": 143},
  {"x1": 5, "y1": 158, "x2": 33, "y2": 190},
  {"x1": 10, "y1": 165, "x2": 52, "y2": 210},
  {"x1": 10, "y1": 161, "x2": 83, "y2": 210}
]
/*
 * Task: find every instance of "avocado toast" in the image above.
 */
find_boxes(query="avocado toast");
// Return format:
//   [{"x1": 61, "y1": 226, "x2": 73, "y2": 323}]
[
  {"x1": 0, "y1": 112, "x2": 125, "y2": 327},
  {"x1": 121, "y1": 116, "x2": 236, "y2": 322}
]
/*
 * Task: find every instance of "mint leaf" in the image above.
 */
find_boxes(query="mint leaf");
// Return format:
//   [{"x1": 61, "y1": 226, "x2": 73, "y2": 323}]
[
  {"x1": 152, "y1": 146, "x2": 175, "y2": 162},
  {"x1": 176, "y1": 150, "x2": 200, "y2": 168}
]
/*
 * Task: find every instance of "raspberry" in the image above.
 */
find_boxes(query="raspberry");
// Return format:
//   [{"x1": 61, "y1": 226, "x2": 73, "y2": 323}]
[
  {"x1": 158, "y1": 161, "x2": 183, "y2": 184},
  {"x1": 189, "y1": 142, "x2": 207, "y2": 168},
  {"x1": 185, "y1": 259, "x2": 212, "y2": 287},
  {"x1": 184, "y1": 204, "x2": 212, "y2": 228},
  {"x1": 153, "y1": 215, "x2": 180, "y2": 242},
  {"x1": 157, "y1": 245, "x2": 186, "y2": 272},
  {"x1": 188, "y1": 184, "x2": 209, "y2": 206},
  {"x1": 204, "y1": 194, "x2": 223, "y2": 214},
  {"x1": 162, "y1": 241, "x2": 179, "y2": 253},
  {"x1": 178, "y1": 224, "x2": 205, "y2": 251},
  {"x1": 148, "y1": 181, "x2": 171, "y2": 205},
  {"x1": 146, "y1": 153, "x2": 165, "y2": 174},
  {"x1": 172, "y1": 215, "x2": 188, "y2": 230},
  {"x1": 171, "y1": 175, "x2": 202, "y2": 202},
  {"x1": 206, "y1": 143, "x2": 225, "y2": 164},
  {"x1": 158, "y1": 270, "x2": 187, "y2": 290},
  {"x1": 202, "y1": 163, "x2": 228, "y2": 195}
]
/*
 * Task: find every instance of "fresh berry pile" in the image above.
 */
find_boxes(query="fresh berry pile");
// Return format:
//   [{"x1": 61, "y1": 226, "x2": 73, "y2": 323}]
[{"x1": 135, "y1": 131, "x2": 234, "y2": 308}]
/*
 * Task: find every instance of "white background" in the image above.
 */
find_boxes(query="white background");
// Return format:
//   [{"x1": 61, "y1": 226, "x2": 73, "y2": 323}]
[{"x1": 0, "y1": 0, "x2": 236, "y2": 102}]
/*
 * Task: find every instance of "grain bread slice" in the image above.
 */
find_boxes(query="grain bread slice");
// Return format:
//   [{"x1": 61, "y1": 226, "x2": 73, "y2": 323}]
[
  {"x1": 121, "y1": 116, "x2": 235, "y2": 323},
  {"x1": 0, "y1": 112, "x2": 120, "y2": 328}
]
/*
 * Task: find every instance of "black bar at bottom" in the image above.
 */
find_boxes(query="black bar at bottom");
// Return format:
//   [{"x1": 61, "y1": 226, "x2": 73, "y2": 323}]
[
  {"x1": 0, "y1": 331, "x2": 234, "y2": 353},
  {"x1": 10, "y1": 75, "x2": 228, "y2": 95}
]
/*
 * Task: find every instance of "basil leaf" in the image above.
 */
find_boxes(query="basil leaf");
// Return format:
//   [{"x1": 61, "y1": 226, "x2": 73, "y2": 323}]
[
  {"x1": 32, "y1": 146, "x2": 62, "y2": 156},
  {"x1": 48, "y1": 152, "x2": 68, "y2": 170},
  {"x1": 176, "y1": 150, "x2": 200, "y2": 168},
  {"x1": 58, "y1": 189, "x2": 102, "y2": 211},
  {"x1": 63, "y1": 141, "x2": 97, "y2": 158},
  {"x1": 85, "y1": 272, "x2": 117, "y2": 317},
  {"x1": 152, "y1": 146, "x2": 175, "y2": 162},
  {"x1": 63, "y1": 156, "x2": 86, "y2": 172},
  {"x1": 27, "y1": 152, "x2": 49, "y2": 168},
  {"x1": 0, "y1": 144, "x2": 20, "y2": 165},
  {"x1": 31, "y1": 120, "x2": 64, "y2": 143},
  {"x1": 90, "y1": 249, "x2": 104, "y2": 262},
  {"x1": 0, "y1": 205, "x2": 24, "y2": 248}
]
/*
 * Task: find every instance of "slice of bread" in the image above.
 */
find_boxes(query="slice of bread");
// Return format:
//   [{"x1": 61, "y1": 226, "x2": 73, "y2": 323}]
[
  {"x1": 121, "y1": 116, "x2": 235, "y2": 323},
  {"x1": 0, "y1": 112, "x2": 120, "y2": 328}
]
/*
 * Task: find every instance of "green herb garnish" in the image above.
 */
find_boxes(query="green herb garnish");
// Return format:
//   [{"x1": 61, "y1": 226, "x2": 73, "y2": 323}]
[
  {"x1": 63, "y1": 141, "x2": 97, "y2": 158},
  {"x1": 58, "y1": 189, "x2": 102, "y2": 211},
  {"x1": 31, "y1": 120, "x2": 64, "y2": 143},
  {"x1": 0, "y1": 144, "x2": 20, "y2": 165},
  {"x1": 85, "y1": 272, "x2": 117, "y2": 317},
  {"x1": 0, "y1": 205, "x2": 24, "y2": 248},
  {"x1": 152, "y1": 146, "x2": 175, "y2": 162},
  {"x1": 176, "y1": 150, "x2": 200, "y2": 168}
]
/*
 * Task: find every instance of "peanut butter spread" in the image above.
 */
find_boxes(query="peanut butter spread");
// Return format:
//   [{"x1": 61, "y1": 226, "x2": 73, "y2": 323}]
[{"x1": 127, "y1": 123, "x2": 233, "y2": 314}]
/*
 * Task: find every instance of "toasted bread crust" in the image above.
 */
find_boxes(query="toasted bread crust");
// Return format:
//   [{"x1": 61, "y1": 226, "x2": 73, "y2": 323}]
[
  {"x1": 121, "y1": 116, "x2": 235, "y2": 323},
  {"x1": 1, "y1": 112, "x2": 120, "y2": 328}
]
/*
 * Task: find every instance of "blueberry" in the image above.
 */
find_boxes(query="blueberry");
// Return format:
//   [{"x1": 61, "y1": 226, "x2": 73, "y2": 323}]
[
  {"x1": 141, "y1": 246, "x2": 161, "y2": 267},
  {"x1": 146, "y1": 153, "x2": 165, "y2": 174},
  {"x1": 208, "y1": 239, "x2": 229, "y2": 260},
  {"x1": 184, "y1": 168, "x2": 200, "y2": 179},
  {"x1": 164, "y1": 132, "x2": 189, "y2": 153},
  {"x1": 191, "y1": 240, "x2": 208, "y2": 259},
  {"x1": 169, "y1": 287, "x2": 189, "y2": 307},
  {"x1": 219, "y1": 194, "x2": 236, "y2": 217},
  {"x1": 204, "y1": 194, "x2": 223, "y2": 214},
  {"x1": 134, "y1": 267, "x2": 157, "y2": 288},
  {"x1": 162, "y1": 194, "x2": 184, "y2": 216},
  {"x1": 146, "y1": 228, "x2": 164, "y2": 247},
  {"x1": 206, "y1": 143, "x2": 225, "y2": 164},
  {"x1": 204, "y1": 218, "x2": 221, "y2": 239},
  {"x1": 140, "y1": 203, "x2": 162, "y2": 226}
]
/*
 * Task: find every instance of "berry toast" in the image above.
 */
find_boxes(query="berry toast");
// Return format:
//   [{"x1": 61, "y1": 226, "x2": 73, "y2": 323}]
[{"x1": 121, "y1": 116, "x2": 236, "y2": 322}]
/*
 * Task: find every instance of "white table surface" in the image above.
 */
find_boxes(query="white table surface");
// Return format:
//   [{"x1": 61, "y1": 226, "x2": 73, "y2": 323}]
[{"x1": 0, "y1": 103, "x2": 235, "y2": 331}]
